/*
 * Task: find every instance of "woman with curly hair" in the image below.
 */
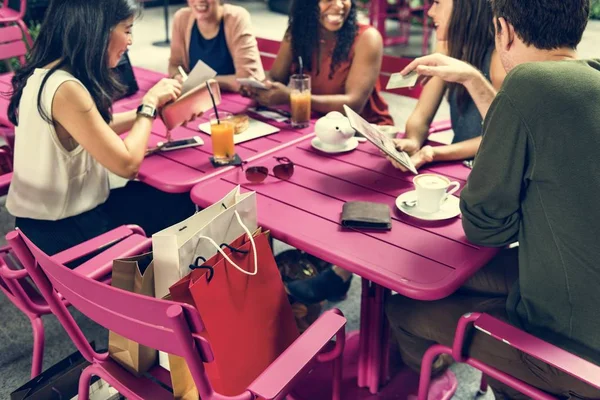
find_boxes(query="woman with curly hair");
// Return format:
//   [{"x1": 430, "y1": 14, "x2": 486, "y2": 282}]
[{"x1": 247, "y1": 0, "x2": 393, "y2": 125}]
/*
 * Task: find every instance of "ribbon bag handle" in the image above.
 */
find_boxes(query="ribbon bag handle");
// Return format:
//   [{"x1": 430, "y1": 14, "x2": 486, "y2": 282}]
[{"x1": 195, "y1": 210, "x2": 258, "y2": 276}]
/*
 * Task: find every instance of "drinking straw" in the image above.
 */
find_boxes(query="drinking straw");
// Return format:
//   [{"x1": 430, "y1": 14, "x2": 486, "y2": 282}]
[
  {"x1": 177, "y1": 66, "x2": 188, "y2": 81},
  {"x1": 298, "y1": 56, "x2": 303, "y2": 76},
  {"x1": 206, "y1": 82, "x2": 220, "y2": 124}
]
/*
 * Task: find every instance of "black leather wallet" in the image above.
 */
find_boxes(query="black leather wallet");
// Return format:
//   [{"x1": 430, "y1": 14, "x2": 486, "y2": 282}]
[{"x1": 341, "y1": 201, "x2": 392, "y2": 230}]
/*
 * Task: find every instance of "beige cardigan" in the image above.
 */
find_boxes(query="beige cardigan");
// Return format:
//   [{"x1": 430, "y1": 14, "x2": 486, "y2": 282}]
[{"x1": 169, "y1": 4, "x2": 265, "y2": 80}]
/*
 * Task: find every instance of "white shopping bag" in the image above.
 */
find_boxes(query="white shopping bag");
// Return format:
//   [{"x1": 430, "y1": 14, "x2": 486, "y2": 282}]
[{"x1": 152, "y1": 185, "x2": 258, "y2": 299}]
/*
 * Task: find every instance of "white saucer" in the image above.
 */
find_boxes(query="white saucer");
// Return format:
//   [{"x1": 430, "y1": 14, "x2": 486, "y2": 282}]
[
  {"x1": 311, "y1": 137, "x2": 359, "y2": 154},
  {"x1": 395, "y1": 190, "x2": 461, "y2": 221}
]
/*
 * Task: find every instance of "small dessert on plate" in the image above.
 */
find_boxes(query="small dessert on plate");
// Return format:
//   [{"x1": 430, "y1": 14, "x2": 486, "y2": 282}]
[{"x1": 232, "y1": 113, "x2": 249, "y2": 134}]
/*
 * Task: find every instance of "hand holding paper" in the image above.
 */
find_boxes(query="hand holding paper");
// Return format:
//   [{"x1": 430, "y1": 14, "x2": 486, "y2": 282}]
[
  {"x1": 181, "y1": 60, "x2": 217, "y2": 94},
  {"x1": 343, "y1": 105, "x2": 418, "y2": 174},
  {"x1": 399, "y1": 53, "x2": 480, "y2": 85},
  {"x1": 160, "y1": 60, "x2": 221, "y2": 131},
  {"x1": 386, "y1": 71, "x2": 419, "y2": 90}
]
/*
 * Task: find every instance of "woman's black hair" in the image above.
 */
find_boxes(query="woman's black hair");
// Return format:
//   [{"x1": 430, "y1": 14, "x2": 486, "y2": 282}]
[
  {"x1": 446, "y1": 0, "x2": 495, "y2": 111},
  {"x1": 288, "y1": 0, "x2": 358, "y2": 79},
  {"x1": 7, "y1": 0, "x2": 140, "y2": 126}
]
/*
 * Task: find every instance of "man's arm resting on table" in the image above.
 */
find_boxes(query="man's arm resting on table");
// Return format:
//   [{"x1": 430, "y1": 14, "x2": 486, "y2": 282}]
[{"x1": 460, "y1": 92, "x2": 529, "y2": 247}]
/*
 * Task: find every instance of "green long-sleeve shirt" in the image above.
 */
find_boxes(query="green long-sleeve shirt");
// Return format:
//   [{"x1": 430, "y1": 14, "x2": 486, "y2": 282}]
[{"x1": 460, "y1": 59, "x2": 600, "y2": 363}]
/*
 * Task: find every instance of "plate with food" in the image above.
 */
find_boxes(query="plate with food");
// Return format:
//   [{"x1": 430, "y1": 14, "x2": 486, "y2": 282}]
[{"x1": 198, "y1": 113, "x2": 280, "y2": 144}]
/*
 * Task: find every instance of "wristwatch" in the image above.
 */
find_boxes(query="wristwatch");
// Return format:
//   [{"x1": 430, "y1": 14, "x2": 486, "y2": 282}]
[{"x1": 136, "y1": 103, "x2": 157, "y2": 119}]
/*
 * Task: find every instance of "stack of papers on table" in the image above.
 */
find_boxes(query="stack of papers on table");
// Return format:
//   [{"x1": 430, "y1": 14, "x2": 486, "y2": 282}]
[{"x1": 198, "y1": 117, "x2": 280, "y2": 144}]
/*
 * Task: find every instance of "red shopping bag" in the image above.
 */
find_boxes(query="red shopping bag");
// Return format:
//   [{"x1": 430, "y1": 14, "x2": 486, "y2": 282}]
[{"x1": 169, "y1": 229, "x2": 299, "y2": 397}]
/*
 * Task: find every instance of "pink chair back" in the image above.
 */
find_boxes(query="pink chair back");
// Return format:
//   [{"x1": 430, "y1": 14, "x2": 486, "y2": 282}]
[
  {"x1": 0, "y1": 25, "x2": 27, "y2": 65},
  {"x1": 0, "y1": 0, "x2": 27, "y2": 21},
  {"x1": 256, "y1": 37, "x2": 280, "y2": 71},
  {"x1": 11, "y1": 229, "x2": 347, "y2": 400},
  {"x1": 9, "y1": 229, "x2": 226, "y2": 399},
  {"x1": 0, "y1": 249, "x2": 50, "y2": 315},
  {"x1": 417, "y1": 312, "x2": 600, "y2": 400},
  {"x1": 0, "y1": 225, "x2": 149, "y2": 378}
]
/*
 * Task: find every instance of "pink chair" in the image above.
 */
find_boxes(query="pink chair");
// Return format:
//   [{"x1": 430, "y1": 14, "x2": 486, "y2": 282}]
[
  {"x1": 417, "y1": 312, "x2": 600, "y2": 399},
  {"x1": 0, "y1": 0, "x2": 34, "y2": 47},
  {"x1": 369, "y1": 0, "x2": 432, "y2": 55},
  {"x1": 0, "y1": 225, "x2": 149, "y2": 378},
  {"x1": 256, "y1": 37, "x2": 280, "y2": 71},
  {"x1": 0, "y1": 24, "x2": 28, "y2": 154},
  {"x1": 10, "y1": 229, "x2": 348, "y2": 400}
]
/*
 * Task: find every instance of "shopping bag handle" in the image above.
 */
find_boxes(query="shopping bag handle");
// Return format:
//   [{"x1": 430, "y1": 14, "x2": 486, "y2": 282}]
[{"x1": 196, "y1": 211, "x2": 258, "y2": 276}]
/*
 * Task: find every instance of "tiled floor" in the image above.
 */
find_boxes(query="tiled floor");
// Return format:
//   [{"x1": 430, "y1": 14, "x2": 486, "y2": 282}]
[{"x1": 0, "y1": 1, "x2": 598, "y2": 398}]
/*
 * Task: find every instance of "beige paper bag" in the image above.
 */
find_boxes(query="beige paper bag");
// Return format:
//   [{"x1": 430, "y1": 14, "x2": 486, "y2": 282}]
[
  {"x1": 108, "y1": 252, "x2": 157, "y2": 376},
  {"x1": 168, "y1": 354, "x2": 199, "y2": 400}
]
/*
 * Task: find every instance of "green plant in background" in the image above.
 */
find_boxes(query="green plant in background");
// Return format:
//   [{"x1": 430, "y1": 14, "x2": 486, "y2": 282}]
[
  {"x1": 592, "y1": 0, "x2": 600, "y2": 20},
  {"x1": 0, "y1": 22, "x2": 41, "y2": 74}
]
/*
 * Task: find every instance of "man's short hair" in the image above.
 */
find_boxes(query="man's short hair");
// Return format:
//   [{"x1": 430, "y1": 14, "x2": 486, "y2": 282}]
[{"x1": 489, "y1": 0, "x2": 590, "y2": 50}]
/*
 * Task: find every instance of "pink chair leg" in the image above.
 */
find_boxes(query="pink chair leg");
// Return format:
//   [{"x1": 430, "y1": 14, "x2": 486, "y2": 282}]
[
  {"x1": 30, "y1": 316, "x2": 45, "y2": 378},
  {"x1": 332, "y1": 352, "x2": 343, "y2": 400},
  {"x1": 78, "y1": 365, "x2": 94, "y2": 400},
  {"x1": 417, "y1": 344, "x2": 452, "y2": 400},
  {"x1": 479, "y1": 374, "x2": 489, "y2": 394}
]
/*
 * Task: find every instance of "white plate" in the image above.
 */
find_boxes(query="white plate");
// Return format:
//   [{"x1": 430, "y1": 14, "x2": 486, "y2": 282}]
[
  {"x1": 395, "y1": 190, "x2": 461, "y2": 221},
  {"x1": 311, "y1": 137, "x2": 359, "y2": 154}
]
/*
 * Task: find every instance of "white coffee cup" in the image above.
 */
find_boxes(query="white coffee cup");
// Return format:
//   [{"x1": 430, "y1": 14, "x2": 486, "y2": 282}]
[{"x1": 413, "y1": 174, "x2": 460, "y2": 213}]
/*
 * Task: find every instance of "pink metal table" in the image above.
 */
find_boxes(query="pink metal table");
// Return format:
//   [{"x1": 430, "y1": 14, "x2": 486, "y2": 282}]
[
  {"x1": 0, "y1": 67, "x2": 315, "y2": 193},
  {"x1": 189, "y1": 135, "x2": 500, "y2": 399},
  {"x1": 116, "y1": 67, "x2": 315, "y2": 193}
]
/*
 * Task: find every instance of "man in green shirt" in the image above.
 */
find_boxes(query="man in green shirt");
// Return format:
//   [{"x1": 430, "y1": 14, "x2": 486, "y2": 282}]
[{"x1": 385, "y1": 0, "x2": 600, "y2": 398}]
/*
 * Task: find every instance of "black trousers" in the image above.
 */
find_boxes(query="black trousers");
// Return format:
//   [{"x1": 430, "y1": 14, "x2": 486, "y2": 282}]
[{"x1": 15, "y1": 181, "x2": 196, "y2": 257}]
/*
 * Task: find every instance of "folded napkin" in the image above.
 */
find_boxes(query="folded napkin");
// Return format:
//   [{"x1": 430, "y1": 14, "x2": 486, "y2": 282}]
[{"x1": 341, "y1": 201, "x2": 392, "y2": 231}]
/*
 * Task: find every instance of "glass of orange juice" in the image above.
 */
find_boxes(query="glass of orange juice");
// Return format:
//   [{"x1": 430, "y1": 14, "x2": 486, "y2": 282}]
[
  {"x1": 289, "y1": 74, "x2": 311, "y2": 128},
  {"x1": 209, "y1": 111, "x2": 236, "y2": 164}
]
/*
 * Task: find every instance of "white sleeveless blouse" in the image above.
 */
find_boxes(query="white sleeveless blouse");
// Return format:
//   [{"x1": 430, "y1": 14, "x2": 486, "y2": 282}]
[{"x1": 6, "y1": 69, "x2": 110, "y2": 221}]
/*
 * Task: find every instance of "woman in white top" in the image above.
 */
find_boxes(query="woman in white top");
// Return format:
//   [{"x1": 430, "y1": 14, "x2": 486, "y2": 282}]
[{"x1": 6, "y1": 0, "x2": 196, "y2": 256}]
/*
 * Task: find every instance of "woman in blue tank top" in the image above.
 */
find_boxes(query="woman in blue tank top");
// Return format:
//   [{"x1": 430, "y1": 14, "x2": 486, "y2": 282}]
[
  {"x1": 389, "y1": 0, "x2": 506, "y2": 172},
  {"x1": 168, "y1": 1, "x2": 265, "y2": 92}
]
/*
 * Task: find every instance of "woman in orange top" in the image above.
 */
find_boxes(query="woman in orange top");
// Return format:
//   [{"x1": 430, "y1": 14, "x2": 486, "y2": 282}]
[{"x1": 247, "y1": 0, "x2": 392, "y2": 125}]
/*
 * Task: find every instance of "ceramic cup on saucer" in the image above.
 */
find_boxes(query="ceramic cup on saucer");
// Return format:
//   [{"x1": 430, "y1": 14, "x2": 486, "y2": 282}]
[
  {"x1": 414, "y1": 174, "x2": 460, "y2": 213},
  {"x1": 314, "y1": 111, "x2": 356, "y2": 151}
]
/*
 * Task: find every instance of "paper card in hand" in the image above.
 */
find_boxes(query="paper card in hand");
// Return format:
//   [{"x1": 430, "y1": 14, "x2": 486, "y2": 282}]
[
  {"x1": 181, "y1": 59, "x2": 217, "y2": 94},
  {"x1": 343, "y1": 105, "x2": 418, "y2": 174},
  {"x1": 386, "y1": 71, "x2": 419, "y2": 90}
]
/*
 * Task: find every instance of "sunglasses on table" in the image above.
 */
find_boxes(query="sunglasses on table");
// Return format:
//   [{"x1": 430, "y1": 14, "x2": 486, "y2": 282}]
[{"x1": 241, "y1": 157, "x2": 295, "y2": 183}]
